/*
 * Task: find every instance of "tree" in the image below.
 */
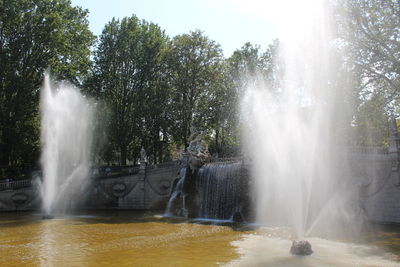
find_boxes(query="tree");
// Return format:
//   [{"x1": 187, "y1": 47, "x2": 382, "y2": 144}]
[
  {"x1": 140, "y1": 38, "x2": 171, "y2": 164},
  {"x1": 331, "y1": 0, "x2": 399, "y2": 144},
  {"x1": 91, "y1": 15, "x2": 168, "y2": 165},
  {"x1": 205, "y1": 62, "x2": 239, "y2": 157},
  {"x1": 353, "y1": 93, "x2": 390, "y2": 146},
  {"x1": 227, "y1": 42, "x2": 275, "y2": 93},
  {"x1": 167, "y1": 30, "x2": 224, "y2": 149},
  {"x1": 338, "y1": 0, "x2": 399, "y2": 105},
  {"x1": 0, "y1": 0, "x2": 94, "y2": 167},
  {"x1": 207, "y1": 42, "x2": 277, "y2": 157}
]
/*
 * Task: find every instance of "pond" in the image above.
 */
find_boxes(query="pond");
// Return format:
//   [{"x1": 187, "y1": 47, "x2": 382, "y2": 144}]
[{"x1": 1, "y1": 212, "x2": 399, "y2": 266}]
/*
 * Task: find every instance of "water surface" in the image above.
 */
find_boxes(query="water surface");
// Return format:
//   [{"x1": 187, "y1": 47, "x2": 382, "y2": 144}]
[
  {"x1": 0, "y1": 212, "x2": 245, "y2": 266},
  {"x1": 1, "y1": 212, "x2": 399, "y2": 266}
]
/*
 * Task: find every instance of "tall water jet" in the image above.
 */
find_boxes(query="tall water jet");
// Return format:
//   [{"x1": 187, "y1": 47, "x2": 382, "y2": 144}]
[
  {"x1": 241, "y1": 0, "x2": 359, "y2": 240},
  {"x1": 40, "y1": 73, "x2": 95, "y2": 217}
]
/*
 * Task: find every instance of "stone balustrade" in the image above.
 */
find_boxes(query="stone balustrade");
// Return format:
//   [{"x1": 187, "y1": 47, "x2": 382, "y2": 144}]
[{"x1": 0, "y1": 161, "x2": 179, "y2": 212}]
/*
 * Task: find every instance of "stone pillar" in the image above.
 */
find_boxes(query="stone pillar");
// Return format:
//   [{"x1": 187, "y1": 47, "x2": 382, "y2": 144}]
[
  {"x1": 388, "y1": 117, "x2": 400, "y2": 155},
  {"x1": 139, "y1": 147, "x2": 147, "y2": 176},
  {"x1": 388, "y1": 117, "x2": 400, "y2": 180},
  {"x1": 139, "y1": 148, "x2": 147, "y2": 208},
  {"x1": 139, "y1": 160, "x2": 146, "y2": 176}
]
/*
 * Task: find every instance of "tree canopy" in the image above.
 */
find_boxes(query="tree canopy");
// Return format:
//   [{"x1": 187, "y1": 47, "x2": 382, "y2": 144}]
[
  {"x1": 0, "y1": 0, "x2": 94, "y2": 168},
  {"x1": 1, "y1": 0, "x2": 399, "y2": 171},
  {"x1": 89, "y1": 15, "x2": 169, "y2": 165}
]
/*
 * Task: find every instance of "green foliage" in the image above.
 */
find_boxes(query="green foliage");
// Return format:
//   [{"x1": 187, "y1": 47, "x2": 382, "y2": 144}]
[
  {"x1": 90, "y1": 15, "x2": 169, "y2": 165},
  {"x1": 207, "y1": 42, "x2": 278, "y2": 157},
  {"x1": 338, "y1": 0, "x2": 399, "y2": 105},
  {"x1": 2, "y1": 0, "x2": 398, "y2": 168},
  {"x1": 227, "y1": 42, "x2": 276, "y2": 92},
  {"x1": 353, "y1": 94, "x2": 390, "y2": 146},
  {"x1": 335, "y1": 0, "x2": 399, "y2": 144},
  {"x1": 0, "y1": 0, "x2": 94, "y2": 167},
  {"x1": 166, "y1": 30, "x2": 224, "y2": 148}
]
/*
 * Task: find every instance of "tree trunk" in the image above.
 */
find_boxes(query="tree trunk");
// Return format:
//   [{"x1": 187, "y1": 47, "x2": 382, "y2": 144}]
[
  {"x1": 120, "y1": 146, "x2": 127, "y2": 166},
  {"x1": 0, "y1": 127, "x2": 12, "y2": 167},
  {"x1": 215, "y1": 127, "x2": 220, "y2": 157},
  {"x1": 158, "y1": 141, "x2": 163, "y2": 163}
]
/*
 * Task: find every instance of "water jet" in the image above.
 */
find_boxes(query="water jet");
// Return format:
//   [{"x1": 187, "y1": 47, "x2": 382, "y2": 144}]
[{"x1": 40, "y1": 73, "x2": 94, "y2": 217}]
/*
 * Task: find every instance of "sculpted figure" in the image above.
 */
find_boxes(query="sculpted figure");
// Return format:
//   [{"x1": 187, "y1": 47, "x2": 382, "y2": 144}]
[{"x1": 187, "y1": 126, "x2": 210, "y2": 172}]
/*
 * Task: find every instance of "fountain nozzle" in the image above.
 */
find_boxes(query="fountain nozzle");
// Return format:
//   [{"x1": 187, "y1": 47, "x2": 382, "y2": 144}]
[{"x1": 290, "y1": 240, "x2": 313, "y2": 256}]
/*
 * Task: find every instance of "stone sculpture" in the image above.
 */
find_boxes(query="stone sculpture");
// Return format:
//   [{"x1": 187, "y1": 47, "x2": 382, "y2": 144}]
[{"x1": 187, "y1": 126, "x2": 210, "y2": 172}]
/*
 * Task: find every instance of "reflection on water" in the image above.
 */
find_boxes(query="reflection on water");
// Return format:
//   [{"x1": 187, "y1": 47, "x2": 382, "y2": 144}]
[{"x1": 0, "y1": 212, "x2": 399, "y2": 266}]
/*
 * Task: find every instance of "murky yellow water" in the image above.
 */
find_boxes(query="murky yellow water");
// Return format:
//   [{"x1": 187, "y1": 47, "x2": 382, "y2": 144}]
[
  {"x1": 1, "y1": 212, "x2": 400, "y2": 267},
  {"x1": 0, "y1": 212, "x2": 247, "y2": 266}
]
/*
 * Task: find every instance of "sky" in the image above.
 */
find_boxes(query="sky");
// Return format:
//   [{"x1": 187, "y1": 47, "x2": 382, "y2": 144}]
[{"x1": 70, "y1": 0, "x2": 281, "y2": 57}]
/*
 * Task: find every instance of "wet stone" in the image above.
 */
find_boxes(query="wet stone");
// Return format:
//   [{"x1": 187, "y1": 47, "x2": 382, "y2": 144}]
[
  {"x1": 290, "y1": 240, "x2": 313, "y2": 256},
  {"x1": 41, "y1": 214, "x2": 54, "y2": 220}
]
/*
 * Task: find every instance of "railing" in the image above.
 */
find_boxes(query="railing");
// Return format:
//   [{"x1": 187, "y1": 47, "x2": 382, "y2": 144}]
[
  {"x1": 0, "y1": 148, "x2": 393, "y2": 190},
  {"x1": 209, "y1": 157, "x2": 243, "y2": 163},
  {"x1": 348, "y1": 146, "x2": 389, "y2": 155},
  {"x1": 94, "y1": 166, "x2": 140, "y2": 179},
  {"x1": 0, "y1": 179, "x2": 32, "y2": 191},
  {"x1": 145, "y1": 161, "x2": 178, "y2": 170}
]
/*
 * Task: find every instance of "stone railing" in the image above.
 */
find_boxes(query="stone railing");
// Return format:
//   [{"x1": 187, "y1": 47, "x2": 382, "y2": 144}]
[
  {"x1": 348, "y1": 146, "x2": 389, "y2": 155},
  {"x1": 0, "y1": 161, "x2": 180, "y2": 211},
  {"x1": 209, "y1": 157, "x2": 243, "y2": 163},
  {"x1": 94, "y1": 166, "x2": 140, "y2": 179},
  {"x1": 145, "y1": 161, "x2": 178, "y2": 170},
  {"x1": 0, "y1": 179, "x2": 32, "y2": 191}
]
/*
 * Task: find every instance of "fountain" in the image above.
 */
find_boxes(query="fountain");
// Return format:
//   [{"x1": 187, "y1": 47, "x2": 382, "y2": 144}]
[
  {"x1": 40, "y1": 73, "x2": 95, "y2": 217},
  {"x1": 241, "y1": 0, "x2": 360, "y2": 254},
  {"x1": 165, "y1": 128, "x2": 251, "y2": 221}
]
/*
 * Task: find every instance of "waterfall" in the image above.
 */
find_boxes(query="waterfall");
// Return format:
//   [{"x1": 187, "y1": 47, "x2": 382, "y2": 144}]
[
  {"x1": 165, "y1": 160, "x2": 250, "y2": 221},
  {"x1": 165, "y1": 167, "x2": 188, "y2": 217},
  {"x1": 196, "y1": 162, "x2": 247, "y2": 220}
]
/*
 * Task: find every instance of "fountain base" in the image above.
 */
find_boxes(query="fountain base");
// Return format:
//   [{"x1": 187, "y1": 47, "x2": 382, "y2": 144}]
[
  {"x1": 41, "y1": 214, "x2": 54, "y2": 220},
  {"x1": 290, "y1": 240, "x2": 313, "y2": 256}
]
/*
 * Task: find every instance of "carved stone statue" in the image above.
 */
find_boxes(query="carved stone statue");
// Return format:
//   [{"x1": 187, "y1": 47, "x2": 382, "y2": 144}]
[{"x1": 187, "y1": 127, "x2": 210, "y2": 172}]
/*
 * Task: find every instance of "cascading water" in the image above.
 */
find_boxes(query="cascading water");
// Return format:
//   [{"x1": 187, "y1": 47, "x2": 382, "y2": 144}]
[
  {"x1": 196, "y1": 162, "x2": 248, "y2": 220},
  {"x1": 40, "y1": 73, "x2": 95, "y2": 217},
  {"x1": 241, "y1": 0, "x2": 359, "y2": 240},
  {"x1": 165, "y1": 167, "x2": 188, "y2": 217},
  {"x1": 165, "y1": 160, "x2": 250, "y2": 221}
]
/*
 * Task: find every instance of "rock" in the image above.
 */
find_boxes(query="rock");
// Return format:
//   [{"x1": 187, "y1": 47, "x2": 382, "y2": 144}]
[
  {"x1": 290, "y1": 240, "x2": 313, "y2": 256},
  {"x1": 232, "y1": 211, "x2": 244, "y2": 223},
  {"x1": 41, "y1": 214, "x2": 54, "y2": 220}
]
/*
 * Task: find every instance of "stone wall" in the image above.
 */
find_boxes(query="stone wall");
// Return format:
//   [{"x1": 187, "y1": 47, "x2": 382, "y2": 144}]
[
  {"x1": 353, "y1": 152, "x2": 400, "y2": 224},
  {"x1": 2, "y1": 154, "x2": 400, "y2": 225},
  {"x1": 0, "y1": 161, "x2": 179, "y2": 212},
  {"x1": 86, "y1": 162, "x2": 179, "y2": 210},
  {"x1": 363, "y1": 170, "x2": 400, "y2": 224},
  {"x1": 0, "y1": 186, "x2": 40, "y2": 211}
]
